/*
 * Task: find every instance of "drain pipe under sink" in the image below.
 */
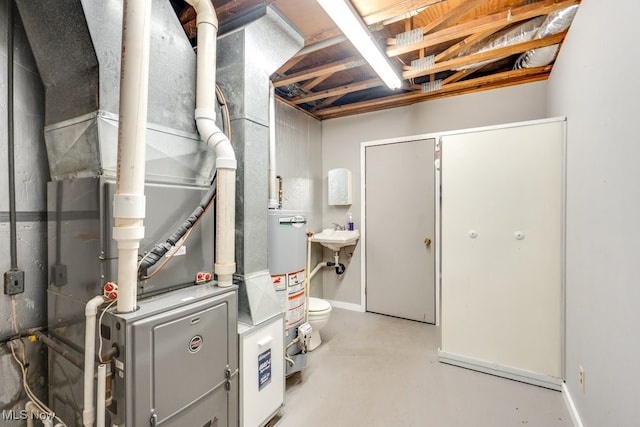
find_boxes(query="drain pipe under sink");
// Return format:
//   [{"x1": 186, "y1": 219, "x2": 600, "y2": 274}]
[{"x1": 186, "y1": 0, "x2": 237, "y2": 287}]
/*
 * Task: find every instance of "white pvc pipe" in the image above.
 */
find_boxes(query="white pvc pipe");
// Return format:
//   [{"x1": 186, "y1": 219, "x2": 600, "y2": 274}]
[
  {"x1": 268, "y1": 82, "x2": 278, "y2": 209},
  {"x1": 96, "y1": 364, "x2": 106, "y2": 427},
  {"x1": 83, "y1": 295, "x2": 106, "y2": 427},
  {"x1": 113, "y1": 0, "x2": 153, "y2": 312},
  {"x1": 25, "y1": 401, "x2": 37, "y2": 427},
  {"x1": 305, "y1": 234, "x2": 312, "y2": 323},
  {"x1": 310, "y1": 262, "x2": 329, "y2": 281},
  {"x1": 186, "y1": 0, "x2": 237, "y2": 287}
]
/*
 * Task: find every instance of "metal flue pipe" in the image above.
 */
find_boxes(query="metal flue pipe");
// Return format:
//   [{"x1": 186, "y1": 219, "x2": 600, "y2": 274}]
[
  {"x1": 112, "y1": 0, "x2": 153, "y2": 312},
  {"x1": 185, "y1": 0, "x2": 237, "y2": 287}
]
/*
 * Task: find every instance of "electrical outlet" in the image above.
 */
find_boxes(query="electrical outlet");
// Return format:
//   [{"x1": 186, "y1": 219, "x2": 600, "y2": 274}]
[
  {"x1": 578, "y1": 365, "x2": 585, "y2": 392},
  {"x1": 4, "y1": 269, "x2": 25, "y2": 295}
]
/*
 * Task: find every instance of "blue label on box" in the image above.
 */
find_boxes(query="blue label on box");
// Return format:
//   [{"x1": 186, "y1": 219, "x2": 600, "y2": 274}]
[{"x1": 258, "y1": 348, "x2": 272, "y2": 391}]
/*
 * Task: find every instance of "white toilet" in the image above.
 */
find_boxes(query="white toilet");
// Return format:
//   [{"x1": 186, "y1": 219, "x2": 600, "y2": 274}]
[{"x1": 307, "y1": 297, "x2": 332, "y2": 351}]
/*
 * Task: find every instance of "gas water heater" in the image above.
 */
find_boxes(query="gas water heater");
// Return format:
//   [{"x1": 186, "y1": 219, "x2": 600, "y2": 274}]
[{"x1": 267, "y1": 210, "x2": 311, "y2": 376}]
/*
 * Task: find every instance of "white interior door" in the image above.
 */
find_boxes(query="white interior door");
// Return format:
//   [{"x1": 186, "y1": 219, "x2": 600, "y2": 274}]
[
  {"x1": 440, "y1": 120, "x2": 564, "y2": 384},
  {"x1": 365, "y1": 139, "x2": 435, "y2": 323}
]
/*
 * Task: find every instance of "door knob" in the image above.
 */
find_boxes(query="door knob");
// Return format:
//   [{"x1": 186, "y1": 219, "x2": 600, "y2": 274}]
[{"x1": 424, "y1": 237, "x2": 432, "y2": 246}]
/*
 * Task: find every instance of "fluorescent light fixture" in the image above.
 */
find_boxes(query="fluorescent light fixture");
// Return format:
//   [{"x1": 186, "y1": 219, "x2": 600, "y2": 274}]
[{"x1": 317, "y1": 0, "x2": 402, "y2": 89}]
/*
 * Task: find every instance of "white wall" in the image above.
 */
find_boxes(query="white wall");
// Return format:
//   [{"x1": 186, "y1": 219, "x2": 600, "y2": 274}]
[
  {"x1": 546, "y1": 1, "x2": 640, "y2": 425},
  {"x1": 275, "y1": 100, "x2": 324, "y2": 296},
  {"x1": 321, "y1": 81, "x2": 549, "y2": 305}
]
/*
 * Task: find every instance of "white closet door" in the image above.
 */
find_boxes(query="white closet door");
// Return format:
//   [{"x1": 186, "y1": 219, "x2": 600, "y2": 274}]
[
  {"x1": 440, "y1": 120, "x2": 565, "y2": 384},
  {"x1": 365, "y1": 139, "x2": 436, "y2": 323}
]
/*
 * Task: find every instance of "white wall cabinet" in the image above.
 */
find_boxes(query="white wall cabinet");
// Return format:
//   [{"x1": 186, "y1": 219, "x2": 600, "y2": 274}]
[{"x1": 438, "y1": 119, "x2": 565, "y2": 389}]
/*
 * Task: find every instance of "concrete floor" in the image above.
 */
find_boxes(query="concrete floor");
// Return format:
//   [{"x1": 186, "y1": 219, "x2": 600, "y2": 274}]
[{"x1": 275, "y1": 308, "x2": 571, "y2": 427}]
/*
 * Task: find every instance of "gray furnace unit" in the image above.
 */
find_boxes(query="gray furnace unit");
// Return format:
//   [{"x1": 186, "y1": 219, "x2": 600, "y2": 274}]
[{"x1": 102, "y1": 285, "x2": 238, "y2": 426}]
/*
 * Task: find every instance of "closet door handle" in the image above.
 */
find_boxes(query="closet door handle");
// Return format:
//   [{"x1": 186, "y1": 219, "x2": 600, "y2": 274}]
[{"x1": 424, "y1": 237, "x2": 432, "y2": 247}]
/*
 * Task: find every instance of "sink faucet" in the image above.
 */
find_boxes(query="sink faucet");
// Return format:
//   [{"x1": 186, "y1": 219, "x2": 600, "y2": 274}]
[{"x1": 332, "y1": 223, "x2": 346, "y2": 231}]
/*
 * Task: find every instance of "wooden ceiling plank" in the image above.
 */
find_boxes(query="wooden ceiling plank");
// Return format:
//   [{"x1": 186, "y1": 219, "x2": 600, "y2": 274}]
[
  {"x1": 305, "y1": 27, "x2": 344, "y2": 47},
  {"x1": 215, "y1": 0, "x2": 275, "y2": 17},
  {"x1": 403, "y1": 31, "x2": 566, "y2": 80},
  {"x1": 387, "y1": 0, "x2": 580, "y2": 57},
  {"x1": 301, "y1": 74, "x2": 333, "y2": 92},
  {"x1": 362, "y1": 0, "x2": 445, "y2": 26},
  {"x1": 296, "y1": 35, "x2": 347, "y2": 57},
  {"x1": 273, "y1": 57, "x2": 367, "y2": 88},
  {"x1": 421, "y1": 0, "x2": 490, "y2": 35},
  {"x1": 276, "y1": 55, "x2": 307, "y2": 76},
  {"x1": 435, "y1": 28, "x2": 501, "y2": 62},
  {"x1": 179, "y1": 6, "x2": 196, "y2": 24},
  {"x1": 315, "y1": 65, "x2": 552, "y2": 118},
  {"x1": 293, "y1": 78, "x2": 383, "y2": 104}
]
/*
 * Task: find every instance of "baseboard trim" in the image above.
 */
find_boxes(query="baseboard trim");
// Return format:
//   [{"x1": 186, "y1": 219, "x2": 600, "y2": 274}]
[
  {"x1": 326, "y1": 299, "x2": 364, "y2": 312},
  {"x1": 562, "y1": 382, "x2": 584, "y2": 427},
  {"x1": 437, "y1": 349, "x2": 563, "y2": 391}
]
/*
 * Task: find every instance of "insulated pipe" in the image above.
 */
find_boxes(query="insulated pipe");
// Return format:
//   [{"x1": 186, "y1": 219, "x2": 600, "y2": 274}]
[
  {"x1": 186, "y1": 0, "x2": 237, "y2": 287},
  {"x1": 96, "y1": 364, "x2": 107, "y2": 427},
  {"x1": 268, "y1": 82, "x2": 278, "y2": 209},
  {"x1": 35, "y1": 332, "x2": 84, "y2": 369},
  {"x1": 113, "y1": 0, "x2": 153, "y2": 312},
  {"x1": 83, "y1": 296, "x2": 106, "y2": 427}
]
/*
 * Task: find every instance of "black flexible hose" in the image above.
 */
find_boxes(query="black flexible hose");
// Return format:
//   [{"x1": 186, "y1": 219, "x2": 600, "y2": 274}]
[{"x1": 138, "y1": 176, "x2": 216, "y2": 274}]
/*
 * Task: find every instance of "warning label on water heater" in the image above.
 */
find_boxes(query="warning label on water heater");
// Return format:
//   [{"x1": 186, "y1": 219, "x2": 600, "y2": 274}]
[
  {"x1": 271, "y1": 274, "x2": 286, "y2": 291},
  {"x1": 287, "y1": 291, "x2": 306, "y2": 328},
  {"x1": 287, "y1": 269, "x2": 305, "y2": 294},
  {"x1": 258, "y1": 348, "x2": 272, "y2": 391}
]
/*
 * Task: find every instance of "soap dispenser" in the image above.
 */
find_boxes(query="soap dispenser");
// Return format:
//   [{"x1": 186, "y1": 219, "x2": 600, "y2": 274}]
[{"x1": 347, "y1": 212, "x2": 354, "y2": 231}]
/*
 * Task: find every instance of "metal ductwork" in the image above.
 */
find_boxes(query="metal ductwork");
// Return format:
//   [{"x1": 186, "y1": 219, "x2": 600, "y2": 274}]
[
  {"x1": 215, "y1": 5, "x2": 304, "y2": 324},
  {"x1": 450, "y1": 5, "x2": 579, "y2": 72},
  {"x1": 514, "y1": 5, "x2": 579, "y2": 69},
  {"x1": 16, "y1": 0, "x2": 214, "y2": 185},
  {"x1": 453, "y1": 16, "x2": 545, "y2": 71}
]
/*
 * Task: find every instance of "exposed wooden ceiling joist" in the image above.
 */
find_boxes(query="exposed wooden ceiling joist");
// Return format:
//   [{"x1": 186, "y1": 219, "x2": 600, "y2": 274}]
[
  {"x1": 272, "y1": 57, "x2": 367, "y2": 88},
  {"x1": 387, "y1": 0, "x2": 579, "y2": 57},
  {"x1": 311, "y1": 95, "x2": 346, "y2": 112},
  {"x1": 176, "y1": 0, "x2": 580, "y2": 119},
  {"x1": 441, "y1": 67, "x2": 482, "y2": 85},
  {"x1": 313, "y1": 65, "x2": 552, "y2": 118},
  {"x1": 292, "y1": 78, "x2": 383, "y2": 105},
  {"x1": 403, "y1": 30, "x2": 566, "y2": 80},
  {"x1": 434, "y1": 28, "x2": 499, "y2": 62},
  {"x1": 301, "y1": 74, "x2": 333, "y2": 92}
]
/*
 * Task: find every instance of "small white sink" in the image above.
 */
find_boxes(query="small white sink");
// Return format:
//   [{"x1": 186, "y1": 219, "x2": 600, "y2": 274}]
[{"x1": 310, "y1": 229, "x2": 360, "y2": 251}]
